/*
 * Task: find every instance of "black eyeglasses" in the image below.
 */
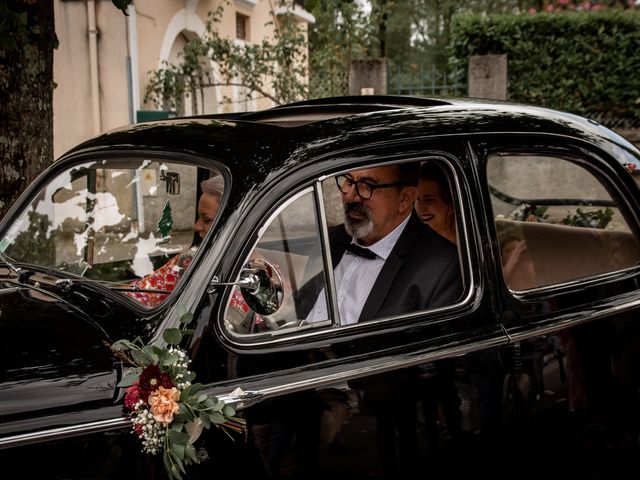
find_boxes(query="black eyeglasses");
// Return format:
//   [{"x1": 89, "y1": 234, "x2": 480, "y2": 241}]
[{"x1": 335, "y1": 174, "x2": 406, "y2": 199}]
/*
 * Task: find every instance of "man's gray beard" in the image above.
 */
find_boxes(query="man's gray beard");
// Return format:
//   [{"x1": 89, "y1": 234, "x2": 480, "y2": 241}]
[{"x1": 344, "y1": 213, "x2": 374, "y2": 240}]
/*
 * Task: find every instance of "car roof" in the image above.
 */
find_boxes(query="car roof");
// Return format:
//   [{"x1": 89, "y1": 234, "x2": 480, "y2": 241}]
[{"x1": 63, "y1": 96, "x2": 640, "y2": 173}]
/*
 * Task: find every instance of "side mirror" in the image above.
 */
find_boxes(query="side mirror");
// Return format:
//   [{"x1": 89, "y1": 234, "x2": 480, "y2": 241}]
[
  {"x1": 207, "y1": 258, "x2": 284, "y2": 316},
  {"x1": 239, "y1": 258, "x2": 284, "y2": 316}
]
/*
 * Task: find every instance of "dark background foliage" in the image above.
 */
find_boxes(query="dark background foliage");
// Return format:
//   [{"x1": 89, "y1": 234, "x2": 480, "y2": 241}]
[{"x1": 450, "y1": 10, "x2": 640, "y2": 126}]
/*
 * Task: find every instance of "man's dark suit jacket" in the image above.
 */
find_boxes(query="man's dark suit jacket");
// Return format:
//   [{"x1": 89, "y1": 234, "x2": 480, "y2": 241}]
[
  {"x1": 299, "y1": 210, "x2": 462, "y2": 323},
  {"x1": 296, "y1": 211, "x2": 463, "y2": 406}
]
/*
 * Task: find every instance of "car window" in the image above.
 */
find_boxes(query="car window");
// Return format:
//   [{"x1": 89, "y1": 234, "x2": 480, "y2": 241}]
[
  {"x1": 224, "y1": 158, "x2": 465, "y2": 340},
  {"x1": 224, "y1": 189, "x2": 330, "y2": 336},
  {"x1": 0, "y1": 158, "x2": 223, "y2": 307},
  {"x1": 487, "y1": 154, "x2": 640, "y2": 291}
]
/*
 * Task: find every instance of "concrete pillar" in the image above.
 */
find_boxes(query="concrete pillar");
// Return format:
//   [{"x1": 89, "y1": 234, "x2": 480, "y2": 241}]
[
  {"x1": 468, "y1": 54, "x2": 508, "y2": 100},
  {"x1": 349, "y1": 59, "x2": 388, "y2": 95}
]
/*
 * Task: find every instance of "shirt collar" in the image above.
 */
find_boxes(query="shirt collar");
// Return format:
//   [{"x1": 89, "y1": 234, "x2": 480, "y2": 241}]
[{"x1": 352, "y1": 214, "x2": 411, "y2": 261}]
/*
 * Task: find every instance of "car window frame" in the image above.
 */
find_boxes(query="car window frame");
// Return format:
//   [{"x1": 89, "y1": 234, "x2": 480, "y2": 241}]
[
  {"x1": 477, "y1": 138, "x2": 640, "y2": 300},
  {"x1": 218, "y1": 150, "x2": 478, "y2": 350}
]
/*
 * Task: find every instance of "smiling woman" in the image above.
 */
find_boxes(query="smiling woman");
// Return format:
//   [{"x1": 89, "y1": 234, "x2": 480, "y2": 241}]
[{"x1": 415, "y1": 161, "x2": 456, "y2": 244}]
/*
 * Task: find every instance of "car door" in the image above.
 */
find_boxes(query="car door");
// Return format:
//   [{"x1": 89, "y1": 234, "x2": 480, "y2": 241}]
[{"x1": 191, "y1": 139, "x2": 501, "y2": 478}]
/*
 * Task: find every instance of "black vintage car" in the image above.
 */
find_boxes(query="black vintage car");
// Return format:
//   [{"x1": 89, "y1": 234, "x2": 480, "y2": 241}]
[{"x1": 1, "y1": 96, "x2": 640, "y2": 479}]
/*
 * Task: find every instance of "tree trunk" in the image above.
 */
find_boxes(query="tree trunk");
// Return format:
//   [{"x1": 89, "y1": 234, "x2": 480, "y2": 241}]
[{"x1": 0, "y1": 0, "x2": 56, "y2": 218}]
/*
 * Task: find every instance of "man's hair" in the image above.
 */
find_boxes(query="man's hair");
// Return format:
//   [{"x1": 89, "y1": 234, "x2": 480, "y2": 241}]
[
  {"x1": 201, "y1": 174, "x2": 224, "y2": 199},
  {"x1": 396, "y1": 162, "x2": 420, "y2": 187}
]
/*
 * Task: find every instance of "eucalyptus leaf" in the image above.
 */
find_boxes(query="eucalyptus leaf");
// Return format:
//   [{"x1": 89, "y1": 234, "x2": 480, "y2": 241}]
[
  {"x1": 170, "y1": 439, "x2": 186, "y2": 462},
  {"x1": 142, "y1": 345, "x2": 159, "y2": 364},
  {"x1": 185, "y1": 443, "x2": 199, "y2": 464},
  {"x1": 116, "y1": 371, "x2": 141, "y2": 388},
  {"x1": 167, "y1": 428, "x2": 190, "y2": 447},
  {"x1": 160, "y1": 351, "x2": 179, "y2": 367},
  {"x1": 181, "y1": 383, "x2": 202, "y2": 400},
  {"x1": 199, "y1": 411, "x2": 211, "y2": 429},
  {"x1": 163, "y1": 453, "x2": 174, "y2": 480},
  {"x1": 111, "y1": 339, "x2": 137, "y2": 351},
  {"x1": 131, "y1": 349, "x2": 146, "y2": 365},
  {"x1": 163, "y1": 328, "x2": 183, "y2": 345},
  {"x1": 176, "y1": 303, "x2": 187, "y2": 319},
  {"x1": 222, "y1": 404, "x2": 236, "y2": 417},
  {"x1": 179, "y1": 312, "x2": 194, "y2": 325},
  {"x1": 170, "y1": 463, "x2": 183, "y2": 480},
  {"x1": 210, "y1": 411, "x2": 226, "y2": 425}
]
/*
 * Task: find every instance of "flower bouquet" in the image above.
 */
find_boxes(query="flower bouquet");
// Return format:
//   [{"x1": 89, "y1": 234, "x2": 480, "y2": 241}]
[{"x1": 110, "y1": 305, "x2": 246, "y2": 480}]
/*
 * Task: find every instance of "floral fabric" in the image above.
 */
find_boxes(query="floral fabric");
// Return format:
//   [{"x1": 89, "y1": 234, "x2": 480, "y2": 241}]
[{"x1": 127, "y1": 252, "x2": 194, "y2": 307}]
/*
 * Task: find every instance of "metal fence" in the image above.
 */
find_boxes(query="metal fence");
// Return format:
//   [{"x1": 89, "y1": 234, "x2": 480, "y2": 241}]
[
  {"x1": 309, "y1": 68, "x2": 349, "y2": 100},
  {"x1": 388, "y1": 63, "x2": 466, "y2": 97}
]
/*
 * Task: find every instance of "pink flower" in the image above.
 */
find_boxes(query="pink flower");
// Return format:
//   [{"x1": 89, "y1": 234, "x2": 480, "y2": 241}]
[{"x1": 148, "y1": 386, "x2": 181, "y2": 424}]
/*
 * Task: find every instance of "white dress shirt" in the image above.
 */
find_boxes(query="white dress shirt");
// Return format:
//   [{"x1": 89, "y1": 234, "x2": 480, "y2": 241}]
[{"x1": 306, "y1": 214, "x2": 411, "y2": 325}]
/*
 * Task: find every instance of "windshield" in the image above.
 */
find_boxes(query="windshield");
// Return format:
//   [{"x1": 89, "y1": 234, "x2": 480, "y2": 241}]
[{"x1": 0, "y1": 157, "x2": 223, "y2": 307}]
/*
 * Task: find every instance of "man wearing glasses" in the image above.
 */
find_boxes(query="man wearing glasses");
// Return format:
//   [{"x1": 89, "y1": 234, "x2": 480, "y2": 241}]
[
  {"x1": 303, "y1": 162, "x2": 461, "y2": 478},
  {"x1": 305, "y1": 163, "x2": 461, "y2": 326}
]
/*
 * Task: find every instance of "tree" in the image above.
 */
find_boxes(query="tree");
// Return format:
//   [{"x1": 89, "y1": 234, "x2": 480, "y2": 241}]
[
  {"x1": 306, "y1": 0, "x2": 372, "y2": 98},
  {"x1": 144, "y1": 1, "x2": 308, "y2": 114},
  {"x1": 306, "y1": 0, "x2": 529, "y2": 98},
  {"x1": 0, "y1": 0, "x2": 130, "y2": 218}
]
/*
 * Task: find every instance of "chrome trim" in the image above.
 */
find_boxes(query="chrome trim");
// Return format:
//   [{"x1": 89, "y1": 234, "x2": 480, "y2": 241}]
[
  {"x1": 315, "y1": 177, "x2": 340, "y2": 327},
  {"x1": 210, "y1": 293, "x2": 640, "y2": 409},
  {"x1": 0, "y1": 417, "x2": 130, "y2": 450}
]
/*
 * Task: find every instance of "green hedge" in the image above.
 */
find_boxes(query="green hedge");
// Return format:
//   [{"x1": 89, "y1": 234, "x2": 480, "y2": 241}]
[{"x1": 450, "y1": 11, "x2": 640, "y2": 126}]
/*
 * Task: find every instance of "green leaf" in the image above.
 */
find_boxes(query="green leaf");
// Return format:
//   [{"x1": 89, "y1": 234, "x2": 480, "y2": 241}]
[
  {"x1": 199, "y1": 411, "x2": 211, "y2": 428},
  {"x1": 131, "y1": 349, "x2": 147, "y2": 366},
  {"x1": 175, "y1": 303, "x2": 187, "y2": 319},
  {"x1": 210, "y1": 411, "x2": 226, "y2": 425},
  {"x1": 197, "y1": 394, "x2": 208, "y2": 404},
  {"x1": 185, "y1": 443, "x2": 199, "y2": 464},
  {"x1": 167, "y1": 428, "x2": 190, "y2": 448},
  {"x1": 163, "y1": 452, "x2": 175, "y2": 480},
  {"x1": 222, "y1": 404, "x2": 236, "y2": 417},
  {"x1": 181, "y1": 383, "x2": 203, "y2": 400},
  {"x1": 170, "y1": 463, "x2": 183, "y2": 480},
  {"x1": 111, "y1": 339, "x2": 138, "y2": 351},
  {"x1": 179, "y1": 312, "x2": 194, "y2": 325},
  {"x1": 142, "y1": 345, "x2": 159, "y2": 364},
  {"x1": 163, "y1": 328, "x2": 183, "y2": 345},
  {"x1": 117, "y1": 371, "x2": 141, "y2": 387},
  {"x1": 160, "y1": 351, "x2": 179, "y2": 367}
]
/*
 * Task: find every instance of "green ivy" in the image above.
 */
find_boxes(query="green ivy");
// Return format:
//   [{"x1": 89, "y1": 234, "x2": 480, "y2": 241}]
[{"x1": 145, "y1": 1, "x2": 308, "y2": 113}]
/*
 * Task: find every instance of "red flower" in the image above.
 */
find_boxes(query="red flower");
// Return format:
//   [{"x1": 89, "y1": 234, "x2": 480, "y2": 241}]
[
  {"x1": 138, "y1": 365, "x2": 174, "y2": 402},
  {"x1": 124, "y1": 382, "x2": 143, "y2": 411}
]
